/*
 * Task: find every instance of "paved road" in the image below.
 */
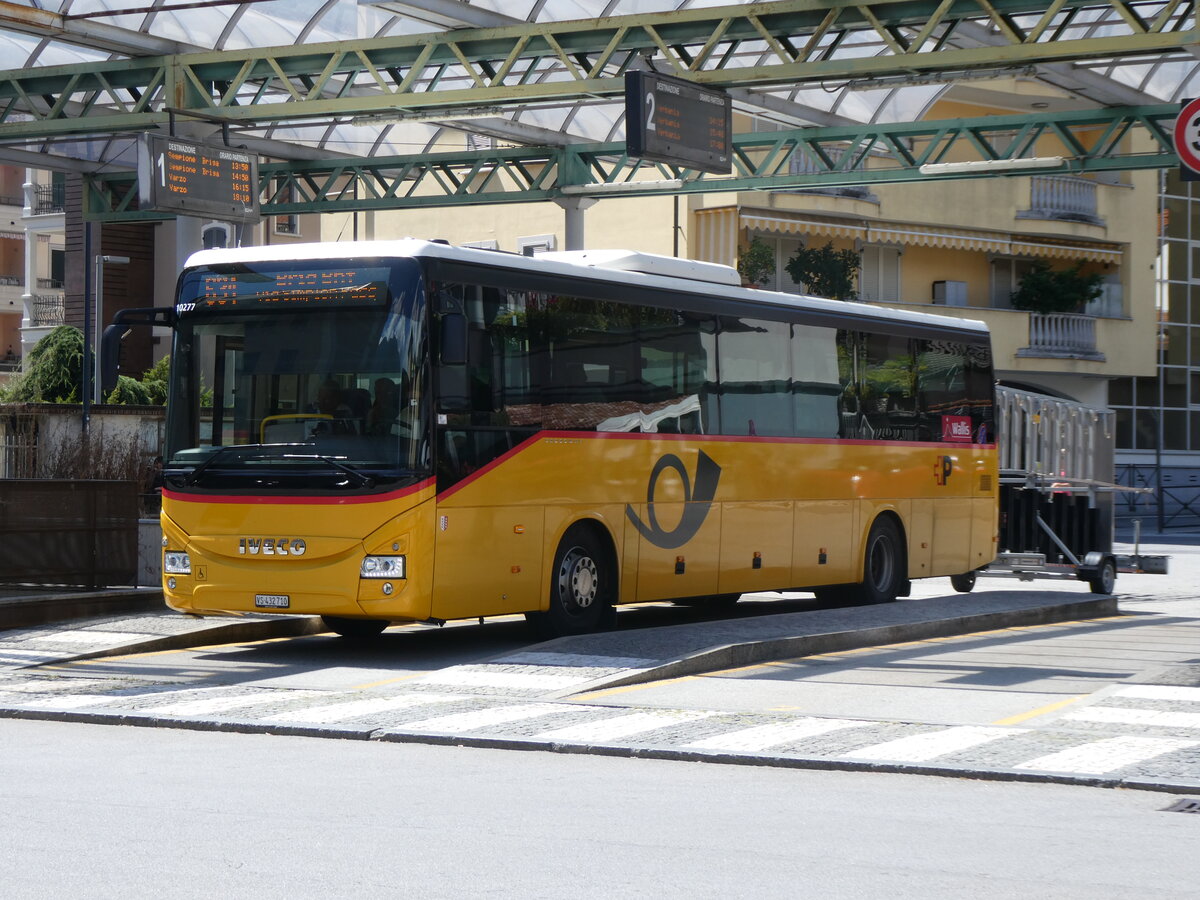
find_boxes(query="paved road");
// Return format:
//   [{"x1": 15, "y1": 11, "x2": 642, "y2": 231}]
[
  {"x1": 2, "y1": 718, "x2": 1198, "y2": 899},
  {"x1": 1, "y1": 536, "x2": 1198, "y2": 790}
]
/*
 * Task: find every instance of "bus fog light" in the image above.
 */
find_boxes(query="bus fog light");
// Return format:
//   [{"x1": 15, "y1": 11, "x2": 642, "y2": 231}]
[
  {"x1": 382, "y1": 582, "x2": 393, "y2": 595},
  {"x1": 167, "y1": 577, "x2": 177, "y2": 590},
  {"x1": 361, "y1": 555, "x2": 405, "y2": 579},
  {"x1": 164, "y1": 551, "x2": 191, "y2": 574}
]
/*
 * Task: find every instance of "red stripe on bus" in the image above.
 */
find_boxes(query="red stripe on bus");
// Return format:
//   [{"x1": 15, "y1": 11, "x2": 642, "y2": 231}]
[
  {"x1": 163, "y1": 477, "x2": 436, "y2": 506},
  {"x1": 435, "y1": 431, "x2": 995, "y2": 500}
]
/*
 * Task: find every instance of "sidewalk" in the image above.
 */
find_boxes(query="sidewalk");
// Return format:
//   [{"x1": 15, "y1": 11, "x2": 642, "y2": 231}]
[{"x1": 0, "y1": 586, "x2": 166, "y2": 631}]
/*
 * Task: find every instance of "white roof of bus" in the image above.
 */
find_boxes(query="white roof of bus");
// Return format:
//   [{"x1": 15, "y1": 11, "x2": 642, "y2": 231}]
[{"x1": 184, "y1": 238, "x2": 988, "y2": 335}]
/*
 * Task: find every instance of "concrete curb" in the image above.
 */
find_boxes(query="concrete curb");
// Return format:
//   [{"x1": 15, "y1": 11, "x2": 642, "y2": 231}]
[
  {"x1": 2, "y1": 704, "x2": 1195, "y2": 794},
  {"x1": 0, "y1": 589, "x2": 166, "y2": 630},
  {"x1": 25, "y1": 615, "x2": 326, "y2": 666},
  {"x1": 547, "y1": 595, "x2": 1120, "y2": 698}
]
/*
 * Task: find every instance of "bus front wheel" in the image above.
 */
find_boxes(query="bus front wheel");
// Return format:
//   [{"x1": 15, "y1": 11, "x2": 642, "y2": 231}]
[
  {"x1": 856, "y1": 517, "x2": 905, "y2": 605},
  {"x1": 950, "y1": 571, "x2": 977, "y2": 593},
  {"x1": 529, "y1": 525, "x2": 616, "y2": 639}
]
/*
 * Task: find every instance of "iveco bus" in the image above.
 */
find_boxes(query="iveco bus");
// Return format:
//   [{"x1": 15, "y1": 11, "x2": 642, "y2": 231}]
[{"x1": 104, "y1": 240, "x2": 997, "y2": 638}]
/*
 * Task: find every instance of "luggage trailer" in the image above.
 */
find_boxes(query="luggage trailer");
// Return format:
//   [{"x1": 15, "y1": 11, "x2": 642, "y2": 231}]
[{"x1": 954, "y1": 387, "x2": 1168, "y2": 594}]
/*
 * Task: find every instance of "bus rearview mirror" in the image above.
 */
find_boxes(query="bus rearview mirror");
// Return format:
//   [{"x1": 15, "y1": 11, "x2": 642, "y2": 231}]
[{"x1": 100, "y1": 323, "x2": 130, "y2": 396}]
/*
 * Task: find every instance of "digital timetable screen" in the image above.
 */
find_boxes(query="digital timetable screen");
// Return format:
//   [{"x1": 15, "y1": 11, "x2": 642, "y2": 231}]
[
  {"x1": 625, "y1": 71, "x2": 732, "y2": 175},
  {"x1": 138, "y1": 134, "x2": 260, "y2": 221},
  {"x1": 178, "y1": 264, "x2": 392, "y2": 312}
]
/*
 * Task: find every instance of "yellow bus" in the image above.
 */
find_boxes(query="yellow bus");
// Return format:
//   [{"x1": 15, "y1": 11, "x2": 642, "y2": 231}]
[{"x1": 106, "y1": 240, "x2": 997, "y2": 638}]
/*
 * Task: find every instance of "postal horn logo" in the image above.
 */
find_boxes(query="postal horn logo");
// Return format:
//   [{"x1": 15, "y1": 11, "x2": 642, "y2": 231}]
[{"x1": 625, "y1": 450, "x2": 721, "y2": 549}]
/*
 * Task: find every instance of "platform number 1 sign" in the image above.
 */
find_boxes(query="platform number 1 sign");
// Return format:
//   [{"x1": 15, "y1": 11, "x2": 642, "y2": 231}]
[{"x1": 1174, "y1": 98, "x2": 1200, "y2": 182}]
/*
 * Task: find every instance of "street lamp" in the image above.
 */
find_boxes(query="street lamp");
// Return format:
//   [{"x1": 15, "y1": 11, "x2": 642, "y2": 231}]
[{"x1": 93, "y1": 254, "x2": 129, "y2": 404}]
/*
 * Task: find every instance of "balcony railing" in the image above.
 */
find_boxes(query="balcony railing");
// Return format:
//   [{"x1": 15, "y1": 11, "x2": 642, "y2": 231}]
[
  {"x1": 1017, "y1": 312, "x2": 1105, "y2": 361},
  {"x1": 787, "y1": 146, "x2": 876, "y2": 200},
  {"x1": 0, "y1": 194, "x2": 22, "y2": 207},
  {"x1": 31, "y1": 293, "x2": 64, "y2": 327},
  {"x1": 36, "y1": 277, "x2": 63, "y2": 289},
  {"x1": 33, "y1": 183, "x2": 65, "y2": 215},
  {"x1": 1018, "y1": 175, "x2": 1102, "y2": 225},
  {"x1": 0, "y1": 274, "x2": 20, "y2": 286}
]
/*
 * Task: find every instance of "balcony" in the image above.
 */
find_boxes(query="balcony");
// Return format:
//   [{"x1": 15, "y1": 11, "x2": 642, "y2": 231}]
[
  {"x1": 1016, "y1": 312, "x2": 1105, "y2": 361},
  {"x1": 786, "y1": 147, "x2": 877, "y2": 201},
  {"x1": 31, "y1": 293, "x2": 64, "y2": 327},
  {"x1": 32, "y1": 183, "x2": 65, "y2": 215},
  {"x1": 1017, "y1": 175, "x2": 1103, "y2": 226}
]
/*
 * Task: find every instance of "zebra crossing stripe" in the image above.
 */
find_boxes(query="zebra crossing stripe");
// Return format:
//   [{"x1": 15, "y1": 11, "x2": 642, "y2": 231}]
[
  {"x1": 845, "y1": 726, "x2": 1012, "y2": 762},
  {"x1": 143, "y1": 690, "x2": 318, "y2": 717},
  {"x1": 403, "y1": 703, "x2": 575, "y2": 734},
  {"x1": 1063, "y1": 707, "x2": 1200, "y2": 729},
  {"x1": 536, "y1": 710, "x2": 716, "y2": 743},
  {"x1": 1113, "y1": 685, "x2": 1200, "y2": 703},
  {"x1": 264, "y1": 693, "x2": 465, "y2": 724},
  {"x1": 35, "y1": 630, "x2": 144, "y2": 645},
  {"x1": 1014, "y1": 735, "x2": 1200, "y2": 775},
  {"x1": 16, "y1": 694, "x2": 117, "y2": 710},
  {"x1": 687, "y1": 717, "x2": 866, "y2": 752}
]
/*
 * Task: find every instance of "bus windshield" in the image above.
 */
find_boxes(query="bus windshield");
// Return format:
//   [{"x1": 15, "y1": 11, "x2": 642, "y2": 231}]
[{"x1": 164, "y1": 258, "x2": 428, "y2": 489}]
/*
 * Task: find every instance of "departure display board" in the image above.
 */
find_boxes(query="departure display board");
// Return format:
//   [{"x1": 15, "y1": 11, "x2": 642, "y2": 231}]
[
  {"x1": 138, "y1": 134, "x2": 260, "y2": 220},
  {"x1": 178, "y1": 265, "x2": 391, "y2": 313},
  {"x1": 625, "y1": 71, "x2": 732, "y2": 175}
]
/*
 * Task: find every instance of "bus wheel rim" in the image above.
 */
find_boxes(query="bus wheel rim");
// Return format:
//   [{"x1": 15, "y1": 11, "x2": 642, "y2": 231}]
[{"x1": 560, "y1": 548, "x2": 597, "y2": 611}]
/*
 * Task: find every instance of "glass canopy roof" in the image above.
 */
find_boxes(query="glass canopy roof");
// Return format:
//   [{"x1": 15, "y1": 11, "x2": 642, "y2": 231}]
[{"x1": 1, "y1": 0, "x2": 1196, "y2": 168}]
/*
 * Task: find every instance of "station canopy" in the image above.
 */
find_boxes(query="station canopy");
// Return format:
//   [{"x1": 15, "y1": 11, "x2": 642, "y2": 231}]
[{"x1": 0, "y1": 0, "x2": 1198, "y2": 172}]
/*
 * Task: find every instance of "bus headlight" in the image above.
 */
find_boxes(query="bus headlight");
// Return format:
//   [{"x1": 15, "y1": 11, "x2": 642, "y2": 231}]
[
  {"x1": 164, "y1": 551, "x2": 191, "y2": 575},
  {"x1": 361, "y1": 555, "x2": 405, "y2": 579}
]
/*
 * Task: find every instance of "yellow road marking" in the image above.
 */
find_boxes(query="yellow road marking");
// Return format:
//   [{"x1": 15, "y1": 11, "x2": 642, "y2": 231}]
[
  {"x1": 59, "y1": 635, "x2": 298, "y2": 666},
  {"x1": 571, "y1": 675, "x2": 697, "y2": 701},
  {"x1": 349, "y1": 672, "x2": 424, "y2": 690},
  {"x1": 991, "y1": 695, "x2": 1086, "y2": 726}
]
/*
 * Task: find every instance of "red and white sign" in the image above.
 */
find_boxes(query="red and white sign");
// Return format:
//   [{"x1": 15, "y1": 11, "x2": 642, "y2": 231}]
[
  {"x1": 941, "y1": 415, "x2": 973, "y2": 443},
  {"x1": 1174, "y1": 97, "x2": 1200, "y2": 174}
]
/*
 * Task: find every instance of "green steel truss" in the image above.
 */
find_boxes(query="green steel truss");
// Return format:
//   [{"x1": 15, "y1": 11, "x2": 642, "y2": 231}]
[
  {"x1": 0, "y1": 0, "x2": 1194, "y2": 139},
  {"x1": 83, "y1": 105, "x2": 1180, "y2": 221}
]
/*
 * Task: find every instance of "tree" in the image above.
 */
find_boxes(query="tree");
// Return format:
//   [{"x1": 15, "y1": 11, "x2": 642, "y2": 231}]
[
  {"x1": 785, "y1": 241, "x2": 862, "y2": 300},
  {"x1": 1010, "y1": 260, "x2": 1103, "y2": 314},
  {"x1": 736, "y1": 235, "x2": 776, "y2": 286},
  {"x1": 0, "y1": 325, "x2": 84, "y2": 403}
]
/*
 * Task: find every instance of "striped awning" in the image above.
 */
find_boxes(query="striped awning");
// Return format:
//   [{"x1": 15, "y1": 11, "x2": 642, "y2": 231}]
[
  {"x1": 694, "y1": 207, "x2": 1124, "y2": 267},
  {"x1": 741, "y1": 212, "x2": 866, "y2": 240}
]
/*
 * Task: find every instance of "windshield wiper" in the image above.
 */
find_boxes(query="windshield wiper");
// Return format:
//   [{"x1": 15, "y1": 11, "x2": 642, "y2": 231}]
[
  {"x1": 281, "y1": 453, "x2": 376, "y2": 488},
  {"x1": 178, "y1": 444, "x2": 377, "y2": 489},
  {"x1": 181, "y1": 445, "x2": 244, "y2": 486}
]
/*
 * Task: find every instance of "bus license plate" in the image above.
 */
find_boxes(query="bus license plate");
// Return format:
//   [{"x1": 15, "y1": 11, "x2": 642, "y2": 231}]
[{"x1": 255, "y1": 594, "x2": 290, "y2": 609}]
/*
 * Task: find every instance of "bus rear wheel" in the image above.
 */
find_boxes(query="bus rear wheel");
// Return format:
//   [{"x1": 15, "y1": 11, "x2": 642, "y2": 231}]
[
  {"x1": 529, "y1": 525, "x2": 616, "y2": 639},
  {"x1": 322, "y1": 615, "x2": 388, "y2": 640},
  {"x1": 855, "y1": 517, "x2": 905, "y2": 605}
]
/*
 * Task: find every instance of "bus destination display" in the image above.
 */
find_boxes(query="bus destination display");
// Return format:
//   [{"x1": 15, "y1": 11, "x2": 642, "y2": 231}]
[
  {"x1": 138, "y1": 134, "x2": 260, "y2": 221},
  {"x1": 179, "y1": 266, "x2": 389, "y2": 312},
  {"x1": 625, "y1": 71, "x2": 732, "y2": 175}
]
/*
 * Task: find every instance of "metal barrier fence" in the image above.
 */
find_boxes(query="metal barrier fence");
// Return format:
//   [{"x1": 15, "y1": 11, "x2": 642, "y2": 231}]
[
  {"x1": 0, "y1": 480, "x2": 138, "y2": 589},
  {"x1": 1115, "y1": 464, "x2": 1200, "y2": 531}
]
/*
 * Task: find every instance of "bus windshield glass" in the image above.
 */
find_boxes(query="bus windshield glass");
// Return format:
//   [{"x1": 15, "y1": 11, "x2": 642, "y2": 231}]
[{"x1": 165, "y1": 257, "x2": 427, "y2": 488}]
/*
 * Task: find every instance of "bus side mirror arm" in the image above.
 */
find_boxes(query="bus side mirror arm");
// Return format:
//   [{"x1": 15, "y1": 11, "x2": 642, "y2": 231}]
[
  {"x1": 100, "y1": 306, "x2": 177, "y2": 397},
  {"x1": 439, "y1": 313, "x2": 467, "y2": 366}
]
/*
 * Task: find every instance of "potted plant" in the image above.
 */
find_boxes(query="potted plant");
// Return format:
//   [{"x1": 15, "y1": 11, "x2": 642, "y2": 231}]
[
  {"x1": 785, "y1": 241, "x2": 862, "y2": 300},
  {"x1": 1010, "y1": 260, "x2": 1103, "y2": 314},
  {"x1": 737, "y1": 236, "x2": 776, "y2": 287}
]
